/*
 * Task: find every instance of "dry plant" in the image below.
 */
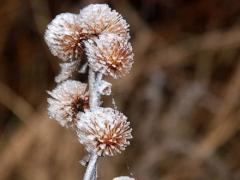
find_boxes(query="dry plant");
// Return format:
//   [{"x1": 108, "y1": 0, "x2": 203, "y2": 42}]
[
  {"x1": 44, "y1": 4, "x2": 134, "y2": 180},
  {"x1": 2, "y1": 1, "x2": 240, "y2": 180}
]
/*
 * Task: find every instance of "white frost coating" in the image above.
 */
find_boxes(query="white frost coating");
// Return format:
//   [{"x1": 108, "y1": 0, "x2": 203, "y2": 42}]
[
  {"x1": 84, "y1": 33, "x2": 134, "y2": 79},
  {"x1": 44, "y1": 13, "x2": 85, "y2": 62},
  {"x1": 55, "y1": 60, "x2": 81, "y2": 83},
  {"x1": 79, "y1": 4, "x2": 130, "y2": 39},
  {"x1": 47, "y1": 80, "x2": 89, "y2": 127},
  {"x1": 77, "y1": 107, "x2": 132, "y2": 156},
  {"x1": 113, "y1": 176, "x2": 135, "y2": 180},
  {"x1": 97, "y1": 80, "x2": 112, "y2": 96}
]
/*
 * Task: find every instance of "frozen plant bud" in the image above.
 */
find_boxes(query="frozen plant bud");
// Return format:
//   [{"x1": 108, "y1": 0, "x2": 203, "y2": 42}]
[
  {"x1": 44, "y1": 13, "x2": 87, "y2": 61},
  {"x1": 85, "y1": 34, "x2": 134, "y2": 79},
  {"x1": 77, "y1": 107, "x2": 132, "y2": 156},
  {"x1": 48, "y1": 80, "x2": 89, "y2": 127},
  {"x1": 113, "y1": 176, "x2": 135, "y2": 180},
  {"x1": 79, "y1": 4, "x2": 130, "y2": 39}
]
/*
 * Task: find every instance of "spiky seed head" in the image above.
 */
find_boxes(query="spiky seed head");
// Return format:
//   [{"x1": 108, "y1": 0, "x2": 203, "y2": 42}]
[
  {"x1": 79, "y1": 4, "x2": 130, "y2": 39},
  {"x1": 44, "y1": 13, "x2": 88, "y2": 62},
  {"x1": 47, "y1": 80, "x2": 89, "y2": 127},
  {"x1": 77, "y1": 107, "x2": 132, "y2": 156},
  {"x1": 85, "y1": 33, "x2": 134, "y2": 79}
]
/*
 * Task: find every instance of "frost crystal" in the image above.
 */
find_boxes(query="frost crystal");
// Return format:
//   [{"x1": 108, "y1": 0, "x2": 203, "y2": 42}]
[
  {"x1": 79, "y1": 4, "x2": 130, "y2": 39},
  {"x1": 47, "y1": 80, "x2": 89, "y2": 127},
  {"x1": 97, "y1": 80, "x2": 112, "y2": 96},
  {"x1": 55, "y1": 60, "x2": 81, "y2": 83},
  {"x1": 85, "y1": 33, "x2": 134, "y2": 79},
  {"x1": 44, "y1": 13, "x2": 87, "y2": 62},
  {"x1": 77, "y1": 107, "x2": 132, "y2": 156}
]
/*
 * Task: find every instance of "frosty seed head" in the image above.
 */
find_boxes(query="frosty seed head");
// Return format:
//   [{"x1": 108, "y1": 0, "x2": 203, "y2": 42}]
[
  {"x1": 79, "y1": 4, "x2": 130, "y2": 39},
  {"x1": 44, "y1": 13, "x2": 88, "y2": 62},
  {"x1": 47, "y1": 80, "x2": 89, "y2": 127},
  {"x1": 85, "y1": 33, "x2": 134, "y2": 79},
  {"x1": 77, "y1": 107, "x2": 132, "y2": 156},
  {"x1": 44, "y1": 5, "x2": 133, "y2": 79}
]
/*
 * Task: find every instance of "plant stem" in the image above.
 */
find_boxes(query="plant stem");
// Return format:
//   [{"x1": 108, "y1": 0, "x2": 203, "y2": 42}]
[
  {"x1": 88, "y1": 68, "x2": 100, "y2": 109},
  {"x1": 83, "y1": 68, "x2": 102, "y2": 180},
  {"x1": 83, "y1": 153, "x2": 98, "y2": 180}
]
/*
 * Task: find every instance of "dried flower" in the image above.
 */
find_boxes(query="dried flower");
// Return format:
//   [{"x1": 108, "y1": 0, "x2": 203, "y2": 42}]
[
  {"x1": 85, "y1": 34, "x2": 134, "y2": 79},
  {"x1": 77, "y1": 107, "x2": 132, "y2": 156},
  {"x1": 45, "y1": 4, "x2": 134, "y2": 178},
  {"x1": 44, "y1": 13, "x2": 88, "y2": 62},
  {"x1": 79, "y1": 4, "x2": 130, "y2": 39},
  {"x1": 47, "y1": 80, "x2": 89, "y2": 127}
]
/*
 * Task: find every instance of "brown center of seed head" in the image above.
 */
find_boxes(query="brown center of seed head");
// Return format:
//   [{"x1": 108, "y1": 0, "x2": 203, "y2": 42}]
[
  {"x1": 62, "y1": 23, "x2": 91, "y2": 60},
  {"x1": 72, "y1": 96, "x2": 89, "y2": 113},
  {"x1": 107, "y1": 51, "x2": 124, "y2": 72},
  {"x1": 98, "y1": 121, "x2": 123, "y2": 148},
  {"x1": 107, "y1": 59, "x2": 123, "y2": 72}
]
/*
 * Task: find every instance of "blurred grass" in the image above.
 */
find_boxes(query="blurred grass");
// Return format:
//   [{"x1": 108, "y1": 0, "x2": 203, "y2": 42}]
[{"x1": 1, "y1": 0, "x2": 240, "y2": 179}]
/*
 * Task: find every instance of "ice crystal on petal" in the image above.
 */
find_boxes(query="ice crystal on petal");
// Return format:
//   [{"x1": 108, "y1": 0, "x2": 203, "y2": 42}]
[
  {"x1": 79, "y1": 4, "x2": 130, "y2": 39},
  {"x1": 77, "y1": 107, "x2": 132, "y2": 156},
  {"x1": 47, "y1": 80, "x2": 89, "y2": 127},
  {"x1": 85, "y1": 33, "x2": 134, "y2": 79},
  {"x1": 44, "y1": 13, "x2": 87, "y2": 61}
]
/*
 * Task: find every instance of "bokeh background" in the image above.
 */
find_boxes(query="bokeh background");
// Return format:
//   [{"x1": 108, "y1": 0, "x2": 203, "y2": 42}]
[{"x1": 1, "y1": 0, "x2": 240, "y2": 179}]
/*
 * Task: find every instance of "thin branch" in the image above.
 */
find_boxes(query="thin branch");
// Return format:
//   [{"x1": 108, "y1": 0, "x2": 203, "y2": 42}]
[{"x1": 0, "y1": 82, "x2": 34, "y2": 122}]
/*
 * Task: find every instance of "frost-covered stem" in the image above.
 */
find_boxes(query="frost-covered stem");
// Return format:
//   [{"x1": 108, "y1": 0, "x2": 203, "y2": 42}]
[
  {"x1": 83, "y1": 153, "x2": 98, "y2": 180},
  {"x1": 88, "y1": 68, "x2": 99, "y2": 109},
  {"x1": 84, "y1": 68, "x2": 102, "y2": 180}
]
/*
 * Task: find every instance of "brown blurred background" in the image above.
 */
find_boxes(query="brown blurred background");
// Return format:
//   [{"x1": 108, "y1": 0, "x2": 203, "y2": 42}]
[{"x1": 1, "y1": 0, "x2": 240, "y2": 179}]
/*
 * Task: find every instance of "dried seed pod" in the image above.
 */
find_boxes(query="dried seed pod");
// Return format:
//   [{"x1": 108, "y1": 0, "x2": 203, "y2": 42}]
[
  {"x1": 79, "y1": 4, "x2": 130, "y2": 39},
  {"x1": 85, "y1": 34, "x2": 134, "y2": 79},
  {"x1": 47, "y1": 80, "x2": 89, "y2": 127},
  {"x1": 44, "y1": 13, "x2": 88, "y2": 62},
  {"x1": 77, "y1": 107, "x2": 132, "y2": 156}
]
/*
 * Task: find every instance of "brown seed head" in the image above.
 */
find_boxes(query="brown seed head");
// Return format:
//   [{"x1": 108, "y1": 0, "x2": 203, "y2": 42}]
[
  {"x1": 47, "y1": 80, "x2": 89, "y2": 127},
  {"x1": 85, "y1": 34, "x2": 134, "y2": 79},
  {"x1": 44, "y1": 13, "x2": 88, "y2": 62},
  {"x1": 77, "y1": 107, "x2": 132, "y2": 156}
]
